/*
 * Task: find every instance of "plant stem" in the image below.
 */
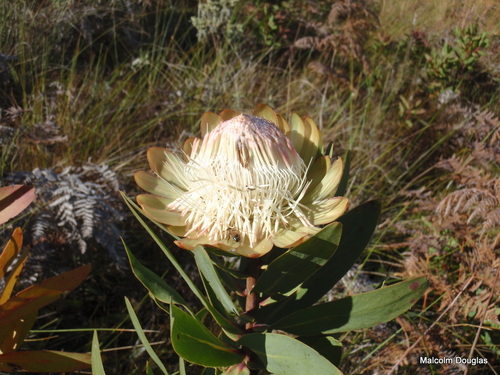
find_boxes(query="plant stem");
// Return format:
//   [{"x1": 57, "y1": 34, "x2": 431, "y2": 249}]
[{"x1": 245, "y1": 258, "x2": 261, "y2": 331}]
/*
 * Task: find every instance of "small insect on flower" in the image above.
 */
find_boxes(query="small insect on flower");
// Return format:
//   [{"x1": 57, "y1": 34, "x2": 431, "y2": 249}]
[
  {"x1": 227, "y1": 228, "x2": 241, "y2": 243},
  {"x1": 135, "y1": 104, "x2": 348, "y2": 257}
]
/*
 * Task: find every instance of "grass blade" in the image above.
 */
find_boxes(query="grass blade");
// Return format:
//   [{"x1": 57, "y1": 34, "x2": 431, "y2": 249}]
[
  {"x1": 125, "y1": 297, "x2": 170, "y2": 375},
  {"x1": 179, "y1": 357, "x2": 186, "y2": 375},
  {"x1": 91, "y1": 331, "x2": 106, "y2": 375}
]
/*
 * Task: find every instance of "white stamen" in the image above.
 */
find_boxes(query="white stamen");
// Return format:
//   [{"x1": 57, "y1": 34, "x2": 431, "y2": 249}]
[{"x1": 167, "y1": 114, "x2": 313, "y2": 247}]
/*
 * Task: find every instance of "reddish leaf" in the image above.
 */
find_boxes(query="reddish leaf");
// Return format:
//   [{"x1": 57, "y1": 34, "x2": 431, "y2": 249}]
[
  {"x1": 15, "y1": 264, "x2": 92, "y2": 300},
  {"x1": 0, "y1": 246, "x2": 29, "y2": 304},
  {"x1": 0, "y1": 310, "x2": 37, "y2": 354},
  {"x1": 0, "y1": 350, "x2": 91, "y2": 372},
  {"x1": 0, "y1": 265, "x2": 91, "y2": 345},
  {"x1": 0, "y1": 185, "x2": 36, "y2": 225},
  {"x1": 0, "y1": 227, "x2": 23, "y2": 280}
]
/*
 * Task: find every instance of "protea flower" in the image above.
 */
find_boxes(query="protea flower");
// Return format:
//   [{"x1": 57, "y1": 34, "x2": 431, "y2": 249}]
[{"x1": 135, "y1": 104, "x2": 348, "y2": 257}]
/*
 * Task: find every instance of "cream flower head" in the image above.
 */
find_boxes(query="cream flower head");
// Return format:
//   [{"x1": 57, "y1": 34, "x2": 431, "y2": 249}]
[{"x1": 135, "y1": 104, "x2": 348, "y2": 257}]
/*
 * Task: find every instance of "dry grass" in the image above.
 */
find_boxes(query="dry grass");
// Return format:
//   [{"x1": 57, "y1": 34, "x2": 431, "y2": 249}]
[
  {"x1": 379, "y1": 0, "x2": 500, "y2": 37},
  {"x1": 365, "y1": 104, "x2": 500, "y2": 375}
]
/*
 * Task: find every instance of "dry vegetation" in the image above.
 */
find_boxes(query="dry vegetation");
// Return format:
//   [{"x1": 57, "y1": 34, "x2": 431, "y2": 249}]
[{"x1": 0, "y1": 0, "x2": 498, "y2": 374}]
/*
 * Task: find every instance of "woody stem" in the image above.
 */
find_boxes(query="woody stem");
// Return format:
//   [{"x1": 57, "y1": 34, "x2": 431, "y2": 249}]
[{"x1": 245, "y1": 258, "x2": 261, "y2": 331}]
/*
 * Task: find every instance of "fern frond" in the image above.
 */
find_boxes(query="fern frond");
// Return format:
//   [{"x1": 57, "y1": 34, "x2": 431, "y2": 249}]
[{"x1": 3, "y1": 163, "x2": 125, "y2": 262}]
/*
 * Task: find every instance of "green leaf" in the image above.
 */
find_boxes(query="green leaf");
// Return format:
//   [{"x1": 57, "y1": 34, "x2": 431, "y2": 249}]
[
  {"x1": 238, "y1": 333, "x2": 342, "y2": 375},
  {"x1": 146, "y1": 362, "x2": 155, "y2": 375},
  {"x1": 201, "y1": 275, "x2": 235, "y2": 325},
  {"x1": 170, "y1": 304, "x2": 244, "y2": 367},
  {"x1": 299, "y1": 336, "x2": 342, "y2": 366},
  {"x1": 271, "y1": 276, "x2": 428, "y2": 336},
  {"x1": 123, "y1": 241, "x2": 187, "y2": 306},
  {"x1": 194, "y1": 246, "x2": 238, "y2": 315},
  {"x1": 91, "y1": 331, "x2": 107, "y2": 375},
  {"x1": 125, "y1": 297, "x2": 170, "y2": 375},
  {"x1": 253, "y1": 222, "x2": 342, "y2": 296},
  {"x1": 195, "y1": 307, "x2": 210, "y2": 321},
  {"x1": 336, "y1": 150, "x2": 351, "y2": 196},
  {"x1": 209, "y1": 256, "x2": 247, "y2": 296},
  {"x1": 259, "y1": 201, "x2": 381, "y2": 323},
  {"x1": 297, "y1": 200, "x2": 381, "y2": 304},
  {"x1": 0, "y1": 350, "x2": 91, "y2": 372}
]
